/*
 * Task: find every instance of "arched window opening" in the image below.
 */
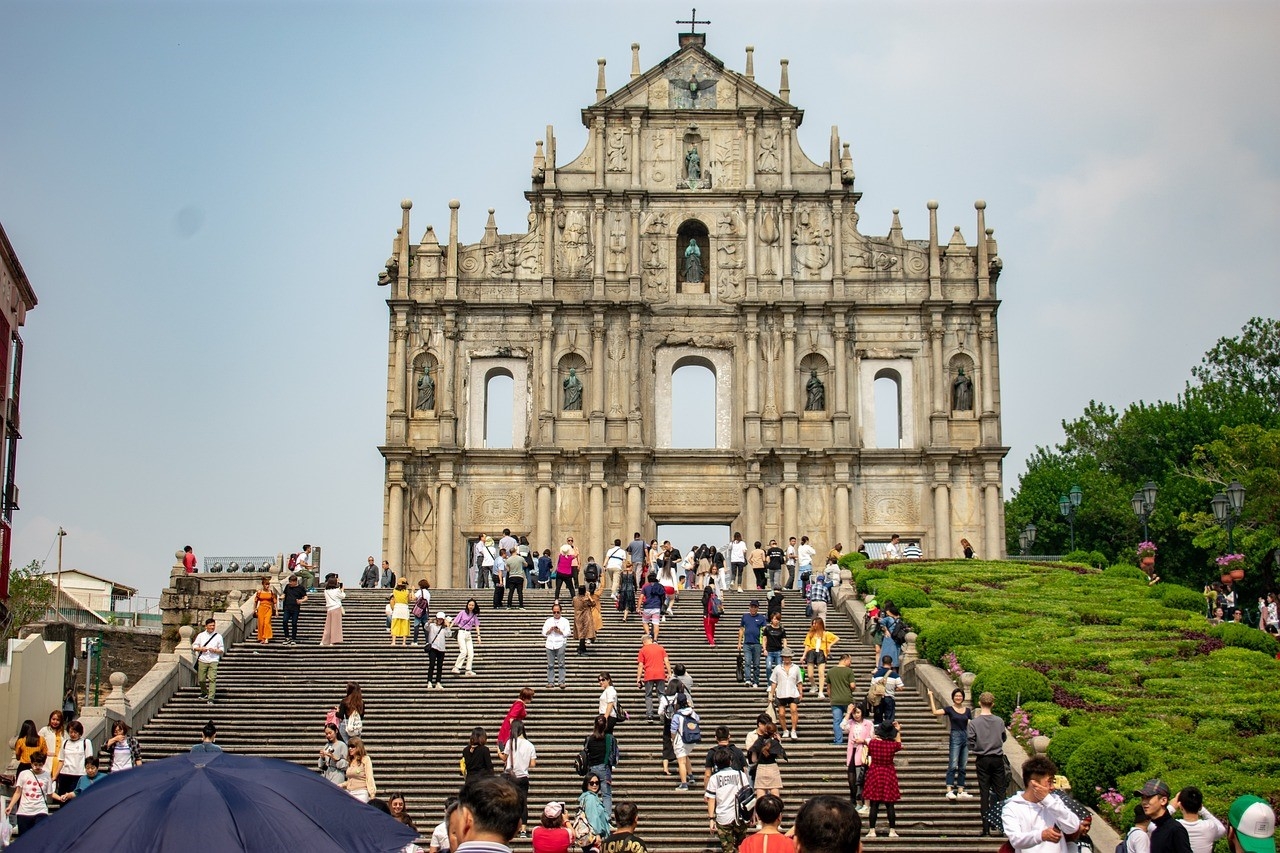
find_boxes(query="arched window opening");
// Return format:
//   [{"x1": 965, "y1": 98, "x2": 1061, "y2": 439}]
[
  {"x1": 484, "y1": 370, "x2": 514, "y2": 448},
  {"x1": 671, "y1": 360, "x2": 716, "y2": 448},
  {"x1": 873, "y1": 370, "x2": 902, "y2": 449}
]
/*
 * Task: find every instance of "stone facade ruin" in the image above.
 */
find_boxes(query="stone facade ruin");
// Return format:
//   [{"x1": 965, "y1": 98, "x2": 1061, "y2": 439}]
[{"x1": 377, "y1": 33, "x2": 1008, "y2": 586}]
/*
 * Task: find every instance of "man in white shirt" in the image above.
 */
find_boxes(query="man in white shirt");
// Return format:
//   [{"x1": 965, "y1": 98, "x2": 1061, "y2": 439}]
[
  {"x1": 1175, "y1": 785, "x2": 1227, "y2": 853},
  {"x1": 785, "y1": 537, "x2": 798, "y2": 590},
  {"x1": 769, "y1": 650, "x2": 803, "y2": 740},
  {"x1": 192, "y1": 617, "x2": 225, "y2": 704},
  {"x1": 1001, "y1": 756, "x2": 1082, "y2": 853},
  {"x1": 604, "y1": 539, "x2": 628, "y2": 598},
  {"x1": 541, "y1": 602, "x2": 572, "y2": 689},
  {"x1": 884, "y1": 534, "x2": 902, "y2": 560},
  {"x1": 705, "y1": 747, "x2": 750, "y2": 849},
  {"x1": 729, "y1": 533, "x2": 748, "y2": 592},
  {"x1": 797, "y1": 535, "x2": 816, "y2": 590},
  {"x1": 295, "y1": 544, "x2": 316, "y2": 591},
  {"x1": 498, "y1": 528, "x2": 519, "y2": 557}
]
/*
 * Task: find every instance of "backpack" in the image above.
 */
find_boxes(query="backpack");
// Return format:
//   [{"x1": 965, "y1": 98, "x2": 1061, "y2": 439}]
[
  {"x1": 573, "y1": 740, "x2": 589, "y2": 776},
  {"x1": 411, "y1": 593, "x2": 429, "y2": 619},
  {"x1": 584, "y1": 563, "x2": 599, "y2": 583},
  {"x1": 709, "y1": 594, "x2": 723, "y2": 619},
  {"x1": 866, "y1": 678, "x2": 886, "y2": 706},
  {"x1": 679, "y1": 710, "x2": 702, "y2": 744},
  {"x1": 1116, "y1": 828, "x2": 1140, "y2": 853},
  {"x1": 288, "y1": 553, "x2": 299, "y2": 570},
  {"x1": 570, "y1": 809, "x2": 595, "y2": 846},
  {"x1": 735, "y1": 774, "x2": 758, "y2": 824},
  {"x1": 890, "y1": 617, "x2": 908, "y2": 645}
]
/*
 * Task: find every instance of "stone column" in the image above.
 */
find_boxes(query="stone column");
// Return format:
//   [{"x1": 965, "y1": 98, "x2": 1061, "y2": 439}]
[
  {"x1": 630, "y1": 116, "x2": 642, "y2": 190},
  {"x1": 781, "y1": 198, "x2": 794, "y2": 284},
  {"x1": 783, "y1": 484, "x2": 797, "y2": 545},
  {"x1": 536, "y1": 483, "x2": 553, "y2": 555},
  {"x1": 592, "y1": 317, "x2": 606, "y2": 417},
  {"x1": 388, "y1": 468, "x2": 406, "y2": 574},
  {"x1": 540, "y1": 312, "x2": 554, "y2": 444},
  {"x1": 979, "y1": 320, "x2": 995, "y2": 414},
  {"x1": 627, "y1": 482, "x2": 643, "y2": 538},
  {"x1": 542, "y1": 198, "x2": 556, "y2": 298},
  {"x1": 933, "y1": 481, "x2": 951, "y2": 559},
  {"x1": 590, "y1": 479, "x2": 605, "y2": 565},
  {"x1": 834, "y1": 480, "x2": 851, "y2": 551},
  {"x1": 392, "y1": 323, "x2": 408, "y2": 415},
  {"x1": 746, "y1": 483, "x2": 762, "y2": 541},
  {"x1": 593, "y1": 197, "x2": 606, "y2": 281},
  {"x1": 745, "y1": 114, "x2": 757, "y2": 190},
  {"x1": 781, "y1": 315, "x2": 796, "y2": 415},
  {"x1": 975, "y1": 200, "x2": 990, "y2": 299},
  {"x1": 629, "y1": 198, "x2": 642, "y2": 289},
  {"x1": 744, "y1": 197, "x2": 757, "y2": 276},
  {"x1": 781, "y1": 116, "x2": 793, "y2": 190},
  {"x1": 930, "y1": 323, "x2": 945, "y2": 415},
  {"x1": 440, "y1": 317, "x2": 458, "y2": 446},
  {"x1": 983, "y1": 476, "x2": 1001, "y2": 559},
  {"x1": 437, "y1": 480, "x2": 454, "y2": 587},
  {"x1": 628, "y1": 311, "x2": 642, "y2": 444},
  {"x1": 928, "y1": 200, "x2": 942, "y2": 302},
  {"x1": 594, "y1": 116, "x2": 605, "y2": 188}
]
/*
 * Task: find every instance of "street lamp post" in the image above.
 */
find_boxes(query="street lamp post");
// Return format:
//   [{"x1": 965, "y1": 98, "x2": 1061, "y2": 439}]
[
  {"x1": 1211, "y1": 480, "x2": 1245, "y2": 552},
  {"x1": 1058, "y1": 485, "x2": 1082, "y2": 552},
  {"x1": 1019, "y1": 522, "x2": 1037, "y2": 557},
  {"x1": 1131, "y1": 480, "x2": 1158, "y2": 541}
]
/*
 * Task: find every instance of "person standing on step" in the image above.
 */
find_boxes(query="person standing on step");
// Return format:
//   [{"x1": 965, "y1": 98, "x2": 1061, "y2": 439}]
[
  {"x1": 498, "y1": 528, "x2": 519, "y2": 560},
  {"x1": 785, "y1": 537, "x2": 799, "y2": 590},
  {"x1": 502, "y1": 720, "x2": 537, "y2": 838},
  {"x1": 452, "y1": 598, "x2": 482, "y2": 676},
  {"x1": 379, "y1": 559, "x2": 397, "y2": 588},
  {"x1": 797, "y1": 535, "x2": 816, "y2": 593},
  {"x1": 656, "y1": 546, "x2": 680, "y2": 618},
  {"x1": 497, "y1": 687, "x2": 535, "y2": 753},
  {"x1": 746, "y1": 722, "x2": 788, "y2": 801},
  {"x1": 461, "y1": 727, "x2": 494, "y2": 780},
  {"x1": 191, "y1": 720, "x2": 221, "y2": 753},
  {"x1": 389, "y1": 578, "x2": 412, "y2": 646},
  {"x1": 337, "y1": 682, "x2": 365, "y2": 743},
  {"x1": 478, "y1": 536, "x2": 496, "y2": 590},
  {"x1": 411, "y1": 579, "x2": 432, "y2": 645},
  {"x1": 360, "y1": 556, "x2": 378, "y2": 588},
  {"x1": 582, "y1": 715, "x2": 619, "y2": 818},
  {"x1": 341, "y1": 737, "x2": 376, "y2": 803},
  {"x1": 802, "y1": 617, "x2": 839, "y2": 698},
  {"x1": 670, "y1": 693, "x2": 700, "y2": 790},
  {"x1": 701, "y1": 726, "x2": 748, "y2": 788},
  {"x1": 625, "y1": 533, "x2": 648, "y2": 587},
  {"x1": 598, "y1": 673, "x2": 620, "y2": 733},
  {"x1": 280, "y1": 574, "x2": 307, "y2": 646},
  {"x1": 636, "y1": 632, "x2": 673, "y2": 722},
  {"x1": 1002, "y1": 757, "x2": 1083, "y2": 853},
  {"x1": 765, "y1": 540, "x2": 785, "y2": 591},
  {"x1": 640, "y1": 572, "x2": 666, "y2": 640},
  {"x1": 807, "y1": 569, "x2": 832, "y2": 624},
  {"x1": 319, "y1": 722, "x2": 348, "y2": 785},
  {"x1": 928, "y1": 688, "x2": 974, "y2": 802},
  {"x1": 492, "y1": 548, "x2": 508, "y2": 610},
  {"x1": 542, "y1": 601, "x2": 572, "y2": 689},
  {"x1": 605, "y1": 539, "x2": 627, "y2": 600},
  {"x1": 294, "y1": 544, "x2": 317, "y2": 591},
  {"x1": 968, "y1": 690, "x2": 1008, "y2": 837},
  {"x1": 575, "y1": 585, "x2": 601, "y2": 654},
  {"x1": 254, "y1": 576, "x2": 278, "y2": 645},
  {"x1": 768, "y1": 650, "x2": 803, "y2": 740},
  {"x1": 863, "y1": 721, "x2": 903, "y2": 839},
  {"x1": 321, "y1": 576, "x2": 345, "y2": 646},
  {"x1": 827, "y1": 653, "x2": 858, "y2": 745},
  {"x1": 842, "y1": 703, "x2": 874, "y2": 815},
  {"x1": 748, "y1": 541, "x2": 767, "y2": 591},
  {"x1": 869, "y1": 655, "x2": 903, "y2": 725},
  {"x1": 738, "y1": 599, "x2": 768, "y2": 688},
  {"x1": 704, "y1": 745, "x2": 750, "y2": 851},
  {"x1": 702, "y1": 580, "x2": 722, "y2": 645},
  {"x1": 617, "y1": 562, "x2": 638, "y2": 621},
  {"x1": 425, "y1": 612, "x2": 450, "y2": 690},
  {"x1": 193, "y1": 617, "x2": 224, "y2": 704},
  {"x1": 713, "y1": 546, "x2": 728, "y2": 593},
  {"x1": 739, "y1": 794, "x2": 795, "y2": 853},
  {"x1": 763, "y1": 611, "x2": 789, "y2": 676},
  {"x1": 505, "y1": 547, "x2": 527, "y2": 610},
  {"x1": 729, "y1": 532, "x2": 748, "y2": 592},
  {"x1": 554, "y1": 545, "x2": 576, "y2": 601}
]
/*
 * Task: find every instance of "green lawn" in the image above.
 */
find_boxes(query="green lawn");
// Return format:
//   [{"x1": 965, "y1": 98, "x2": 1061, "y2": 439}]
[{"x1": 855, "y1": 558, "x2": 1280, "y2": 817}]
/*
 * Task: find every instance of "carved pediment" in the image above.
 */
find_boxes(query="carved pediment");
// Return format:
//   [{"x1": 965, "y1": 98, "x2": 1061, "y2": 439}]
[{"x1": 592, "y1": 44, "x2": 792, "y2": 115}]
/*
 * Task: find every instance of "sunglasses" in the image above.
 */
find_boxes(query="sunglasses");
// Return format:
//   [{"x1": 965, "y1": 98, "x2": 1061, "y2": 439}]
[{"x1": 588, "y1": 781, "x2": 600, "y2": 786}]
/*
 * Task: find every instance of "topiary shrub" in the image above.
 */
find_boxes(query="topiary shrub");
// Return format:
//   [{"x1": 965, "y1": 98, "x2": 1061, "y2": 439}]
[
  {"x1": 1207, "y1": 622, "x2": 1280, "y2": 656},
  {"x1": 1087, "y1": 550, "x2": 1109, "y2": 569},
  {"x1": 1045, "y1": 723, "x2": 1100, "y2": 770},
  {"x1": 1104, "y1": 565, "x2": 1146, "y2": 582},
  {"x1": 838, "y1": 551, "x2": 868, "y2": 572},
  {"x1": 869, "y1": 581, "x2": 930, "y2": 610},
  {"x1": 1064, "y1": 732, "x2": 1151, "y2": 807},
  {"x1": 970, "y1": 664, "x2": 1053, "y2": 721},
  {"x1": 854, "y1": 569, "x2": 889, "y2": 594},
  {"x1": 1061, "y1": 550, "x2": 1092, "y2": 565},
  {"x1": 917, "y1": 622, "x2": 982, "y2": 666},
  {"x1": 1156, "y1": 584, "x2": 1210, "y2": 614}
]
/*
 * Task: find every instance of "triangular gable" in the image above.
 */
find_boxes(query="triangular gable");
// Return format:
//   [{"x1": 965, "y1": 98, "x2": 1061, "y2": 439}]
[{"x1": 593, "y1": 43, "x2": 793, "y2": 114}]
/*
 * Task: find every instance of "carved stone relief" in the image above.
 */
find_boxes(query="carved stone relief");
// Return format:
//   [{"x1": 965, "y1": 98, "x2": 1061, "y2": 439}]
[
  {"x1": 716, "y1": 80, "x2": 738, "y2": 109},
  {"x1": 667, "y1": 59, "x2": 718, "y2": 109},
  {"x1": 647, "y1": 81, "x2": 669, "y2": 109},
  {"x1": 944, "y1": 254, "x2": 976, "y2": 278},
  {"x1": 642, "y1": 239, "x2": 669, "y2": 302},
  {"x1": 468, "y1": 490, "x2": 527, "y2": 527},
  {"x1": 757, "y1": 129, "x2": 781, "y2": 173},
  {"x1": 648, "y1": 129, "x2": 672, "y2": 185},
  {"x1": 607, "y1": 213, "x2": 628, "y2": 274},
  {"x1": 792, "y1": 203, "x2": 832, "y2": 279},
  {"x1": 556, "y1": 208, "x2": 592, "y2": 278},
  {"x1": 841, "y1": 209, "x2": 870, "y2": 272},
  {"x1": 649, "y1": 487, "x2": 739, "y2": 512},
  {"x1": 716, "y1": 207, "x2": 745, "y2": 301},
  {"x1": 758, "y1": 203, "x2": 781, "y2": 276},
  {"x1": 407, "y1": 478, "x2": 435, "y2": 577},
  {"x1": 863, "y1": 489, "x2": 920, "y2": 526},
  {"x1": 606, "y1": 126, "x2": 629, "y2": 172},
  {"x1": 713, "y1": 129, "x2": 744, "y2": 189}
]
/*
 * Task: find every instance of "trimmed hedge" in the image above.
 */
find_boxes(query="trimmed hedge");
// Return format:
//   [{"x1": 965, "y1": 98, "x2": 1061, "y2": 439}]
[
  {"x1": 1103, "y1": 565, "x2": 1147, "y2": 582},
  {"x1": 917, "y1": 622, "x2": 982, "y2": 666},
  {"x1": 970, "y1": 664, "x2": 1053, "y2": 721},
  {"x1": 1208, "y1": 622, "x2": 1280, "y2": 656},
  {"x1": 869, "y1": 581, "x2": 930, "y2": 610},
  {"x1": 1063, "y1": 733, "x2": 1151, "y2": 808},
  {"x1": 1154, "y1": 584, "x2": 1210, "y2": 614},
  {"x1": 854, "y1": 569, "x2": 889, "y2": 594},
  {"x1": 838, "y1": 551, "x2": 868, "y2": 572},
  {"x1": 1045, "y1": 724, "x2": 1102, "y2": 771}
]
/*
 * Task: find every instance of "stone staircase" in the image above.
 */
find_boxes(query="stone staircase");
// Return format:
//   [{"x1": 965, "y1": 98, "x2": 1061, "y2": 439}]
[{"x1": 132, "y1": 587, "x2": 989, "y2": 851}]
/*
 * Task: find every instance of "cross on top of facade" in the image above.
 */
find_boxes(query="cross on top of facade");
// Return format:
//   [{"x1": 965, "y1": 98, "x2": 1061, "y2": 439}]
[{"x1": 676, "y1": 8, "x2": 710, "y2": 34}]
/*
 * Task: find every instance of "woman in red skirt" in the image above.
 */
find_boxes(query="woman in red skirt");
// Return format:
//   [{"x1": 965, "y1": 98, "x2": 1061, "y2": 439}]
[{"x1": 863, "y1": 720, "x2": 903, "y2": 838}]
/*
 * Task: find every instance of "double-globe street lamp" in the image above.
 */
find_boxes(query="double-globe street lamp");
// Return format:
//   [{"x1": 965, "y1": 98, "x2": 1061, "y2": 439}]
[
  {"x1": 1210, "y1": 480, "x2": 1245, "y2": 552},
  {"x1": 1058, "y1": 485, "x2": 1083, "y2": 552},
  {"x1": 1131, "y1": 481, "x2": 1159, "y2": 541},
  {"x1": 1019, "y1": 522, "x2": 1037, "y2": 557}
]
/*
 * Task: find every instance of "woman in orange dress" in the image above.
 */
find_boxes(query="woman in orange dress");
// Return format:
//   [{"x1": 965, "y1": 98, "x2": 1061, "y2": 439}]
[{"x1": 255, "y1": 577, "x2": 278, "y2": 644}]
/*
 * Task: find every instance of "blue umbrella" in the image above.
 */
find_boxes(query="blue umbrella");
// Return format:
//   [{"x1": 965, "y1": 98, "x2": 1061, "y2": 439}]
[{"x1": 16, "y1": 751, "x2": 419, "y2": 852}]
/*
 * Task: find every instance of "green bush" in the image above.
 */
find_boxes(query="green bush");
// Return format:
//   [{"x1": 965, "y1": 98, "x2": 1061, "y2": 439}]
[
  {"x1": 1045, "y1": 723, "x2": 1099, "y2": 769},
  {"x1": 1087, "y1": 551, "x2": 1109, "y2": 569},
  {"x1": 917, "y1": 622, "x2": 982, "y2": 666},
  {"x1": 854, "y1": 569, "x2": 889, "y2": 594},
  {"x1": 838, "y1": 551, "x2": 868, "y2": 572},
  {"x1": 1064, "y1": 733, "x2": 1151, "y2": 807},
  {"x1": 970, "y1": 664, "x2": 1053, "y2": 721},
  {"x1": 1104, "y1": 565, "x2": 1146, "y2": 582},
  {"x1": 1156, "y1": 584, "x2": 1210, "y2": 614},
  {"x1": 1208, "y1": 622, "x2": 1280, "y2": 656},
  {"x1": 869, "y1": 581, "x2": 930, "y2": 610},
  {"x1": 1061, "y1": 550, "x2": 1092, "y2": 565}
]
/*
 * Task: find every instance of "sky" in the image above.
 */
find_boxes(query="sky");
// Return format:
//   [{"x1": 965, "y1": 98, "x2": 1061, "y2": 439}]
[{"x1": 2, "y1": 0, "x2": 1277, "y2": 604}]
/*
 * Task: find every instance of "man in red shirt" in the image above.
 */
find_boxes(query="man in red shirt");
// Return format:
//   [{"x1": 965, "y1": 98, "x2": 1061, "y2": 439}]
[
  {"x1": 182, "y1": 546, "x2": 197, "y2": 574},
  {"x1": 636, "y1": 633, "x2": 673, "y2": 722}
]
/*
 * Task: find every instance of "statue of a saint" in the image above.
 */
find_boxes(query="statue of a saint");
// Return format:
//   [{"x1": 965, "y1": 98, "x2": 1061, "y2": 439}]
[
  {"x1": 952, "y1": 368, "x2": 974, "y2": 411},
  {"x1": 805, "y1": 369, "x2": 825, "y2": 411},
  {"x1": 683, "y1": 239, "x2": 703, "y2": 283},
  {"x1": 415, "y1": 366, "x2": 435, "y2": 411},
  {"x1": 563, "y1": 367, "x2": 583, "y2": 411},
  {"x1": 685, "y1": 146, "x2": 701, "y2": 181}
]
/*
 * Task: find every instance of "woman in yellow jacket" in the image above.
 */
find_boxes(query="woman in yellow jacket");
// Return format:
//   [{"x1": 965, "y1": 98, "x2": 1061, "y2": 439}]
[{"x1": 802, "y1": 618, "x2": 840, "y2": 698}]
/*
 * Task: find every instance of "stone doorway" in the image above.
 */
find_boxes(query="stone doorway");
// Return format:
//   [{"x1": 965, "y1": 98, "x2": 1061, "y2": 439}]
[{"x1": 656, "y1": 522, "x2": 731, "y2": 561}]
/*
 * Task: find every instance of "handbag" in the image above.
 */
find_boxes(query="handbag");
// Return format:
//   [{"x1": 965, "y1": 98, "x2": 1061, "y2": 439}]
[
  {"x1": 0, "y1": 757, "x2": 17, "y2": 787},
  {"x1": 346, "y1": 712, "x2": 364, "y2": 736}
]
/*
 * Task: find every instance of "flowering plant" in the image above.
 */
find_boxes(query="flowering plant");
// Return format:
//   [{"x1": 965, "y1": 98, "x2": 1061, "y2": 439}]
[
  {"x1": 1216, "y1": 553, "x2": 1244, "y2": 567},
  {"x1": 1136, "y1": 541, "x2": 1158, "y2": 559},
  {"x1": 943, "y1": 651, "x2": 964, "y2": 680},
  {"x1": 1096, "y1": 786, "x2": 1125, "y2": 816},
  {"x1": 1009, "y1": 705, "x2": 1040, "y2": 749}
]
